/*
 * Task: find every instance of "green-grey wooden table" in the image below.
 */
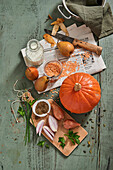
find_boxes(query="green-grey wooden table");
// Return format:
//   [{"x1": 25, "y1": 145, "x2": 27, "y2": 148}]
[{"x1": 0, "y1": 0, "x2": 113, "y2": 169}]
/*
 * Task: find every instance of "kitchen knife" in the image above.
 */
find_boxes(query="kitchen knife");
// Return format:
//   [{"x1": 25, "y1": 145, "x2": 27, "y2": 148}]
[{"x1": 44, "y1": 29, "x2": 102, "y2": 56}]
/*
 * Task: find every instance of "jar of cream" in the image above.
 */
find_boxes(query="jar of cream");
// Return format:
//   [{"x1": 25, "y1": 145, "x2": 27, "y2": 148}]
[{"x1": 26, "y1": 39, "x2": 44, "y2": 66}]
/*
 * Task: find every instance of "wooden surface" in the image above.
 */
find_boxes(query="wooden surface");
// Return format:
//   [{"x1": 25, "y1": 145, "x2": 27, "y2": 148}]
[
  {"x1": 30, "y1": 97, "x2": 88, "y2": 156},
  {"x1": 0, "y1": 0, "x2": 113, "y2": 169}
]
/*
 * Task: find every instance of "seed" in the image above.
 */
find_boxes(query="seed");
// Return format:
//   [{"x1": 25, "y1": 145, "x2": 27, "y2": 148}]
[
  {"x1": 89, "y1": 149, "x2": 92, "y2": 154},
  {"x1": 82, "y1": 144, "x2": 85, "y2": 146},
  {"x1": 91, "y1": 120, "x2": 94, "y2": 123},
  {"x1": 94, "y1": 110, "x2": 97, "y2": 114},
  {"x1": 84, "y1": 125, "x2": 87, "y2": 128},
  {"x1": 91, "y1": 127, "x2": 94, "y2": 129},
  {"x1": 89, "y1": 118, "x2": 92, "y2": 121},
  {"x1": 92, "y1": 137, "x2": 95, "y2": 140},
  {"x1": 83, "y1": 150, "x2": 86, "y2": 153},
  {"x1": 87, "y1": 141, "x2": 90, "y2": 147},
  {"x1": 88, "y1": 141, "x2": 90, "y2": 145}
]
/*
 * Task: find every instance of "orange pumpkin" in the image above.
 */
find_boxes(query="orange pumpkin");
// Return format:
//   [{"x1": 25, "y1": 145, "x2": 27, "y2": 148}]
[{"x1": 59, "y1": 73, "x2": 101, "y2": 114}]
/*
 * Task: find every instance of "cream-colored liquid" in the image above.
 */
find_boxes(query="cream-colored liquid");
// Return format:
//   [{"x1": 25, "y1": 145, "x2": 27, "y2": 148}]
[{"x1": 26, "y1": 41, "x2": 44, "y2": 66}]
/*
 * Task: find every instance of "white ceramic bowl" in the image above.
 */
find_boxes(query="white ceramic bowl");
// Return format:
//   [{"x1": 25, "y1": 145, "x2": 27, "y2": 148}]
[{"x1": 32, "y1": 99, "x2": 51, "y2": 117}]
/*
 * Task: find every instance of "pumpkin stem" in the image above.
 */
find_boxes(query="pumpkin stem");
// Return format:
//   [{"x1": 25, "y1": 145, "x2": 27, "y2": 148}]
[{"x1": 74, "y1": 83, "x2": 81, "y2": 91}]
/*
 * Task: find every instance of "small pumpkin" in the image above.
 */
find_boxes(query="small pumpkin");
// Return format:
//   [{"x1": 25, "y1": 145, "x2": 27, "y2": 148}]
[{"x1": 59, "y1": 73, "x2": 101, "y2": 114}]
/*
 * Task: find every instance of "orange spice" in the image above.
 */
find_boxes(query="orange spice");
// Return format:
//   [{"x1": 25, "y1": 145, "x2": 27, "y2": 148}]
[
  {"x1": 45, "y1": 61, "x2": 62, "y2": 77},
  {"x1": 59, "y1": 60, "x2": 79, "y2": 79}
]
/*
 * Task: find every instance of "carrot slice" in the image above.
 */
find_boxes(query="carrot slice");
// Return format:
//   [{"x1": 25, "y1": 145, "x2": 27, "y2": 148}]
[
  {"x1": 51, "y1": 18, "x2": 64, "y2": 25},
  {"x1": 43, "y1": 33, "x2": 56, "y2": 47},
  {"x1": 59, "y1": 23, "x2": 69, "y2": 36},
  {"x1": 52, "y1": 24, "x2": 59, "y2": 36}
]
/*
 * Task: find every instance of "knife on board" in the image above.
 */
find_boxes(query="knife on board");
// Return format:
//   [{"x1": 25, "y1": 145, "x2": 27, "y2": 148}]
[{"x1": 44, "y1": 29, "x2": 102, "y2": 56}]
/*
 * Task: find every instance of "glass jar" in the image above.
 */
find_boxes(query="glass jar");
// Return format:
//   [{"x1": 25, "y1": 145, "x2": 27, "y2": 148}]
[
  {"x1": 26, "y1": 39, "x2": 44, "y2": 67},
  {"x1": 44, "y1": 60, "x2": 63, "y2": 82}
]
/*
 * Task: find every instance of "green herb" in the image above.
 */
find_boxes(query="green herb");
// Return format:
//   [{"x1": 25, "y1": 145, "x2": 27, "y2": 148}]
[
  {"x1": 17, "y1": 106, "x2": 25, "y2": 119},
  {"x1": 17, "y1": 100, "x2": 33, "y2": 145},
  {"x1": 28, "y1": 99, "x2": 37, "y2": 106},
  {"x1": 64, "y1": 130, "x2": 80, "y2": 145},
  {"x1": 45, "y1": 144, "x2": 49, "y2": 148},
  {"x1": 58, "y1": 137, "x2": 66, "y2": 149},
  {"x1": 37, "y1": 141, "x2": 49, "y2": 148},
  {"x1": 37, "y1": 141, "x2": 45, "y2": 147}
]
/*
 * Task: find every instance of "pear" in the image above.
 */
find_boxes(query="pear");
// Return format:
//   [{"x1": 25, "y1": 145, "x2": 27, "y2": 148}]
[
  {"x1": 57, "y1": 41, "x2": 74, "y2": 57},
  {"x1": 35, "y1": 76, "x2": 49, "y2": 92}
]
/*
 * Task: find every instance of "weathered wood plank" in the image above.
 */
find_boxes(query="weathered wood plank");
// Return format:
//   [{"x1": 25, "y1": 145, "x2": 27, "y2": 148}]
[
  {"x1": 98, "y1": 1, "x2": 113, "y2": 170},
  {"x1": 99, "y1": 34, "x2": 113, "y2": 169},
  {"x1": 0, "y1": 0, "x2": 113, "y2": 169}
]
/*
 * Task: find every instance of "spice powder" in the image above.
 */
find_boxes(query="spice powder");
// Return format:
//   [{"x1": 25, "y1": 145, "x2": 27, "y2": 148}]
[
  {"x1": 35, "y1": 101, "x2": 49, "y2": 115},
  {"x1": 44, "y1": 62, "x2": 62, "y2": 77}
]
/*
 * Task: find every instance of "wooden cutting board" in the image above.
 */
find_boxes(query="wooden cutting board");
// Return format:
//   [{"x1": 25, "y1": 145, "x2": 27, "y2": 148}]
[{"x1": 29, "y1": 95, "x2": 88, "y2": 156}]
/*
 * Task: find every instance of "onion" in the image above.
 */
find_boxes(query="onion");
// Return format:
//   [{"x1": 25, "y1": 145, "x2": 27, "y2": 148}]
[
  {"x1": 43, "y1": 126, "x2": 54, "y2": 141},
  {"x1": 48, "y1": 115, "x2": 58, "y2": 132},
  {"x1": 36, "y1": 120, "x2": 45, "y2": 136}
]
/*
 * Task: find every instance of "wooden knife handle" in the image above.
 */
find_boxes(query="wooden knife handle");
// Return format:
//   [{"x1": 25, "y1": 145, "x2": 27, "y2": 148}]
[{"x1": 72, "y1": 39, "x2": 102, "y2": 56}]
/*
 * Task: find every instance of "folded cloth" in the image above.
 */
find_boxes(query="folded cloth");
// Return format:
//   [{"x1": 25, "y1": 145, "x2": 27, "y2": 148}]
[{"x1": 66, "y1": 0, "x2": 113, "y2": 38}]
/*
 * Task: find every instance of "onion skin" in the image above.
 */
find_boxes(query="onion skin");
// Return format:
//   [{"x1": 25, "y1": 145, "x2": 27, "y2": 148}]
[{"x1": 63, "y1": 119, "x2": 81, "y2": 129}]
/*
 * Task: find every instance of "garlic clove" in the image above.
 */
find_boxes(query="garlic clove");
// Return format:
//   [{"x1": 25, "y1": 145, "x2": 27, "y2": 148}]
[
  {"x1": 48, "y1": 115, "x2": 58, "y2": 132},
  {"x1": 43, "y1": 126, "x2": 54, "y2": 141},
  {"x1": 36, "y1": 120, "x2": 45, "y2": 136}
]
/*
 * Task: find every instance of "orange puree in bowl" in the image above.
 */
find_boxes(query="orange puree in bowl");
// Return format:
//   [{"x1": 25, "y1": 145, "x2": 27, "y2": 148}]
[{"x1": 44, "y1": 61, "x2": 62, "y2": 77}]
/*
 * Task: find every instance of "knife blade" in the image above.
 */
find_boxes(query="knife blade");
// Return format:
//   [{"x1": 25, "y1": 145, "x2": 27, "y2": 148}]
[
  {"x1": 44, "y1": 29, "x2": 102, "y2": 56},
  {"x1": 44, "y1": 29, "x2": 74, "y2": 43}
]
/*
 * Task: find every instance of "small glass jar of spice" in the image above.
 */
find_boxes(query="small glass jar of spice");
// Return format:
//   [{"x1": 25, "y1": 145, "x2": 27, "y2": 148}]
[
  {"x1": 26, "y1": 39, "x2": 44, "y2": 67},
  {"x1": 44, "y1": 60, "x2": 63, "y2": 82}
]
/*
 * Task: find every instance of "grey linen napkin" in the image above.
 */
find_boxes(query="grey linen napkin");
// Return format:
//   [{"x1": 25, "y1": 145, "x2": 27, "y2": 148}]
[{"x1": 66, "y1": 0, "x2": 113, "y2": 38}]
